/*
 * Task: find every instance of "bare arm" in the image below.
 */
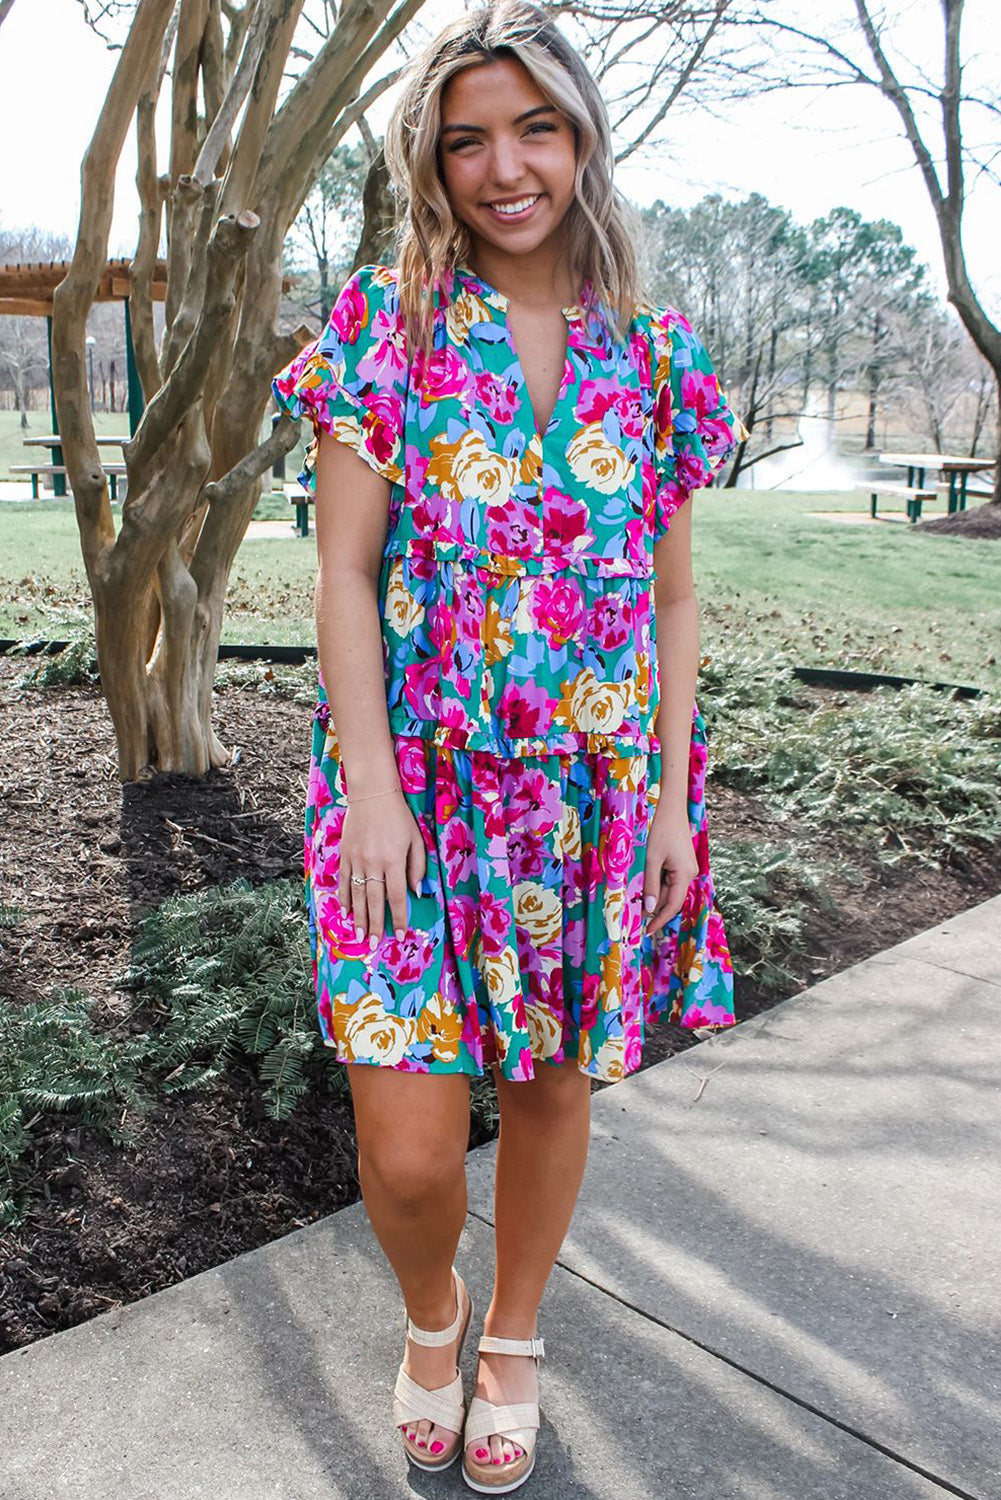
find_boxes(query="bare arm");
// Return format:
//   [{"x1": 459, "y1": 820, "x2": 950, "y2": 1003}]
[
  {"x1": 313, "y1": 428, "x2": 426, "y2": 944},
  {"x1": 644, "y1": 498, "x2": 700, "y2": 934}
]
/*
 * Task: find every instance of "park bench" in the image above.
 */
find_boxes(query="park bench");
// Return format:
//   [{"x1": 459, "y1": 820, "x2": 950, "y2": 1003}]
[
  {"x1": 853, "y1": 479, "x2": 938, "y2": 523},
  {"x1": 11, "y1": 462, "x2": 127, "y2": 501},
  {"x1": 285, "y1": 483, "x2": 313, "y2": 536}
]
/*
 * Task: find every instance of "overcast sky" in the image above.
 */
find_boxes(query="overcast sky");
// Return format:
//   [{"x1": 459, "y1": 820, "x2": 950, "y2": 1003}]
[{"x1": 1, "y1": 0, "x2": 997, "y2": 313}]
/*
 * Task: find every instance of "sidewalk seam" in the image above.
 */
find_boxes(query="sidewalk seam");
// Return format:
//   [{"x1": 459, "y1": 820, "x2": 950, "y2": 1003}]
[{"x1": 464, "y1": 1208, "x2": 984, "y2": 1500}]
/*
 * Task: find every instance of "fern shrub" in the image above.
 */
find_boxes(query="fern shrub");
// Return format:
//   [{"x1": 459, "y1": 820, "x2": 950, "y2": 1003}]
[
  {"x1": 121, "y1": 877, "x2": 345, "y2": 1119},
  {"x1": 0, "y1": 989, "x2": 152, "y2": 1229},
  {"x1": 12, "y1": 634, "x2": 100, "y2": 689}
]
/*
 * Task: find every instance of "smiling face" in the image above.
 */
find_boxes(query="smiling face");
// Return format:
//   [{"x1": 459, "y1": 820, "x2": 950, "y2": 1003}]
[{"x1": 438, "y1": 54, "x2": 578, "y2": 268}]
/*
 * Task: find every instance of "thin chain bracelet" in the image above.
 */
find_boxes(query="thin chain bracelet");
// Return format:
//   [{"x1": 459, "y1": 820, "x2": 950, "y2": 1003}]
[{"x1": 346, "y1": 784, "x2": 403, "y2": 804}]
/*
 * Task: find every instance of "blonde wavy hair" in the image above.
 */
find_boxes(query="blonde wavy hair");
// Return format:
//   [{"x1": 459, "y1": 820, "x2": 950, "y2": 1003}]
[{"x1": 383, "y1": 0, "x2": 643, "y2": 359}]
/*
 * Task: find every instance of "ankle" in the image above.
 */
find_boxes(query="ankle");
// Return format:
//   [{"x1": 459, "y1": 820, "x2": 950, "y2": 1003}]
[{"x1": 481, "y1": 1307, "x2": 539, "y2": 1341}]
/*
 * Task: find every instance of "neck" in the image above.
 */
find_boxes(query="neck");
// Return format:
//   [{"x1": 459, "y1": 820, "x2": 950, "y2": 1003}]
[{"x1": 466, "y1": 233, "x2": 578, "y2": 310}]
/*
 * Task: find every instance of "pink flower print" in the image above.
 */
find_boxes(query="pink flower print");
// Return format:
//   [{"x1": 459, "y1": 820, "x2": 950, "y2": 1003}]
[
  {"x1": 357, "y1": 307, "x2": 406, "y2": 387},
  {"x1": 655, "y1": 380, "x2": 674, "y2": 448},
  {"x1": 497, "y1": 682, "x2": 557, "y2": 738},
  {"x1": 581, "y1": 840, "x2": 602, "y2": 902},
  {"x1": 705, "y1": 906, "x2": 731, "y2": 965},
  {"x1": 681, "y1": 367, "x2": 722, "y2": 421},
  {"x1": 446, "y1": 893, "x2": 479, "y2": 957},
  {"x1": 589, "y1": 592, "x2": 631, "y2": 652},
  {"x1": 531, "y1": 577, "x2": 584, "y2": 648},
  {"x1": 623, "y1": 1030, "x2": 643, "y2": 1075},
  {"x1": 630, "y1": 328, "x2": 652, "y2": 386},
  {"x1": 479, "y1": 890, "x2": 514, "y2": 955},
  {"x1": 486, "y1": 498, "x2": 541, "y2": 557},
  {"x1": 415, "y1": 344, "x2": 470, "y2": 403},
  {"x1": 563, "y1": 914, "x2": 586, "y2": 965},
  {"x1": 601, "y1": 813, "x2": 634, "y2": 884},
  {"x1": 577, "y1": 380, "x2": 644, "y2": 440},
  {"x1": 700, "y1": 413, "x2": 738, "y2": 460},
  {"x1": 316, "y1": 979, "x2": 334, "y2": 1039},
  {"x1": 512, "y1": 1047, "x2": 535, "y2": 1081},
  {"x1": 363, "y1": 388, "x2": 402, "y2": 468},
  {"x1": 453, "y1": 575, "x2": 487, "y2": 645},
  {"x1": 402, "y1": 657, "x2": 441, "y2": 720},
  {"x1": 542, "y1": 488, "x2": 592, "y2": 556},
  {"x1": 509, "y1": 826, "x2": 547, "y2": 882},
  {"x1": 396, "y1": 739, "x2": 429, "y2": 795},
  {"x1": 434, "y1": 757, "x2": 462, "y2": 822},
  {"x1": 442, "y1": 816, "x2": 476, "y2": 885},
  {"x1": 677, "y1": 447, "x2": 710, "y2": 493},
  {"x1": 315, "y1": 891, "x2": 372, "y2": 961},
  {"x1": 580, "y1": 971, "x2": 600, "y2": 1032},
  {"x1": 331, "y1": 277, "x2": 368, "y2": 343},
  {"x1": 688, "y1": 735, "x2": 708, "y2": 793},
  {"x1": 506, "y1": 765, "x2": 560, "y2": 829},
  {"x1": 474, "y1": 369, "x2": 520, "y2": 424},
  {"x1": 381, "y1": 928, "x2": 437, "y2": 984}
]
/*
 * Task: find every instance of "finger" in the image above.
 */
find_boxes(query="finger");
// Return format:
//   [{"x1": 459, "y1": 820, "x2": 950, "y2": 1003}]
[
  {"x1": 365, "y1": 875, "x2": 385, "y2": 950},
  {"x1": 350, "y1": 867, "x2": 369, "y2": 940},
  {"x1": 641, "y1": 851, "x2": 661, "y2": 920},
  {"x1": 407, "y1": 832, "x2": 427, "y2": 895},
  {"x1": 386, "y1": 867, "x2": 409, "y2": 937}
]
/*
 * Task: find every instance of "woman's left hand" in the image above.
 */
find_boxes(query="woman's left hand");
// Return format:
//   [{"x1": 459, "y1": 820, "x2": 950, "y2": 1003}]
[{"x1": 643, "y1": 804, "x2": 698, "y2": 937}]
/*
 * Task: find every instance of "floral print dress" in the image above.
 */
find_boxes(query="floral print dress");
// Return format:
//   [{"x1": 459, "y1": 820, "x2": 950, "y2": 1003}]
[{"x1": 271, "y1": 261, "x2": 743, "y2": 1084}]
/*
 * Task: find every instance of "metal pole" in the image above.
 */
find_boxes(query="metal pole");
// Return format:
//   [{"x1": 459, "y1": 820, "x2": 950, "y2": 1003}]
[{"x1": 45, "y1": 314, "x2": 67, "y2": 498}]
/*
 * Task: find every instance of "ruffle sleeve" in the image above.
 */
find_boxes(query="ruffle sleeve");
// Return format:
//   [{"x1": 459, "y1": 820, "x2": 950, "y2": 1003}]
[
  {"x1": 649, "y1": 306, "x2": 746, "y2": 544},
  {"x1": 271, "y1": 263, "x2": 407, "y2": 493}
]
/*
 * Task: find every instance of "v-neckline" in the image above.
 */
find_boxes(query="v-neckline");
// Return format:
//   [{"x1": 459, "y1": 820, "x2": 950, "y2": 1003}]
[{"x1": 455, "y1": 263, "x2": 588, "y2": 445}]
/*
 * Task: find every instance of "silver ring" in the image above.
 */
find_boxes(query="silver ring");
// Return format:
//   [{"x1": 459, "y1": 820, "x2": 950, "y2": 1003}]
[{"x1": 350, "y1": 875, "x2": 366, "y2": 886}]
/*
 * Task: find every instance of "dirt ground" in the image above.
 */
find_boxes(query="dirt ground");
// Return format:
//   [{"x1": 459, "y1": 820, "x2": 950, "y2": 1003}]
[{"x1": 1, "y1": 657, "x2": 999, "y2": 1356}]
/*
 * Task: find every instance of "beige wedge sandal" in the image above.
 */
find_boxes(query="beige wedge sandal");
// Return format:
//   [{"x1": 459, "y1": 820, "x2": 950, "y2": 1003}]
[
  {"x1": 461, "y1": 1332, "x2": 545, "y2": 1494},
  {"x1": 392, "y1": 1265, "x2": 474, "y2": 1471}
]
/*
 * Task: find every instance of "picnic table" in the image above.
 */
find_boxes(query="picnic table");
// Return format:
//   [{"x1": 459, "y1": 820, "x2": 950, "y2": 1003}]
[
  {"x1": 14, "y1": 434, "x2": 132, "y2": 500},
  {"x1": 879, "y1": 451, "x2": 995, "y2": 513}
]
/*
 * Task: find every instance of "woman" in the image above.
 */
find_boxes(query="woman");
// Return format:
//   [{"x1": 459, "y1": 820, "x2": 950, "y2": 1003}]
[{"x1": 271, "y1": 2, "x2": 743, "y2": 1490}]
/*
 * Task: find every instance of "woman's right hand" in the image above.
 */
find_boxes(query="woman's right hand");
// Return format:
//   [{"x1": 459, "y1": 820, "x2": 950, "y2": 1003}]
[{"x1": 337, "y1": 790, "x2": 428, "y2": 948}]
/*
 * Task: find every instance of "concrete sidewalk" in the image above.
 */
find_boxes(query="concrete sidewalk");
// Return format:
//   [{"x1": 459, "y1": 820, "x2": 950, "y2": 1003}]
[{"x1": 2, "y1": 895, "x2": 998, "y2": 1499}]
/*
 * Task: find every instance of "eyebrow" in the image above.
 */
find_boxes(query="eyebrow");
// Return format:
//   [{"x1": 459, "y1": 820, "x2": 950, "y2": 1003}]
[{"x1": 440, "y1": 104, "x2": 558, "y2": 135}]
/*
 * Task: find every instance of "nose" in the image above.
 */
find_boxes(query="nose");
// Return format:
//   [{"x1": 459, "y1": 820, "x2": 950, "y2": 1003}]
[{"x1": 486, "y1": 133, "x2": 528, "y2": 190}]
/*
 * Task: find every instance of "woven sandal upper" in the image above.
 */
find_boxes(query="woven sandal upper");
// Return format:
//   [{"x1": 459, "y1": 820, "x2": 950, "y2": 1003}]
[
  {"x1": 393, "y1": 1364, "x2": 466, "y2": 1433},
  {"x1": 463, "y1": 1394, "x2": 540, "y2": 1448}
]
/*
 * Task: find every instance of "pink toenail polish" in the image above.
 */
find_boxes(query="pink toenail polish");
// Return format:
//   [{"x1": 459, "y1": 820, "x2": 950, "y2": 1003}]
[
  {"x1": 476, "y1": 1448, "x2": 488, "y2": 1458},
  {"x1": 430, "y1": 1441, "x2": 444, "y2": 1453},
  {"x1": 417, "y1": 1439, "x2": 426, "y2": 1447}
]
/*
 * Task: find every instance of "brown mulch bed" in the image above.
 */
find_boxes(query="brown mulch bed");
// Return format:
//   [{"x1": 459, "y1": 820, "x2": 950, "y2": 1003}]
[
  {"x1": 1, "y1": 656, "x2": 998, "y2": 1357},
  {"x1": 917, "y1": 500, "x2": 1001, "y2": 538}
]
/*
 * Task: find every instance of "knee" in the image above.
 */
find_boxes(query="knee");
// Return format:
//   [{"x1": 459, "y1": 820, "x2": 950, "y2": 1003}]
[{"x1": 360, "y1": 1138, "x2": 465, "y2": 1211}]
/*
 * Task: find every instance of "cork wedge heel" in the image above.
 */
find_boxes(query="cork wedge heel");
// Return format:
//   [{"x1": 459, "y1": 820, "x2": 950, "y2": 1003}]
[
  {"x1": 393, "y1": 1266, "x2": 474, "y2": 1472},
  {"x1": 461, "y1": 1332, "x2": 545, "y2": 1494}
]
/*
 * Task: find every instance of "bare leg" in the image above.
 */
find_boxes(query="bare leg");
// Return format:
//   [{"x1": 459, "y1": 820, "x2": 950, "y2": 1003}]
[
  {"x1": 346, "y1": 1063, "x2": 471, "y2": 1459},
  {"x1": 465, "y1": 1056, "x2": 592, "y2": 1470}
]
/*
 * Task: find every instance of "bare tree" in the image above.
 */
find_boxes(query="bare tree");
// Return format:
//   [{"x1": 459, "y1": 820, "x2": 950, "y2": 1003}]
[
  {"x1": 753, "y1": 0, "x2": 1001, "y2": 505},
  {"x1": 51, "y1": 0, "x2": 420, "y2": 780}
]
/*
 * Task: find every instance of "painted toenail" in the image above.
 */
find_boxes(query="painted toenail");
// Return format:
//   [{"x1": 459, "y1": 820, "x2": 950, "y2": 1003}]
[
  {"x1": 476, "y1": 1447, "x2": 488, "y2": 1458},
  {"x1": 417, "y1": 1439, "x2": 426, "y2": 1446},
  {"x1": 430, "y1": 1441, "x2": 444, "y2": 1453}
]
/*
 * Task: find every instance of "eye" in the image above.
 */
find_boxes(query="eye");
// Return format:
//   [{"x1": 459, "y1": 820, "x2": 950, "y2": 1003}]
[
  {"x1": 446, "y1": 136, "x2": 480, "y2": 152},
  {"x1": 525, "y1": 120, "x2": 558, "y2": 136}
]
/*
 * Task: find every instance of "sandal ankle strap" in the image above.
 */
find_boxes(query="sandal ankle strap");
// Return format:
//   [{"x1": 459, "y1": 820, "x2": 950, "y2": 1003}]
[
  {"x1": 477, "y1": 1333, "x2": 545, "y2": 1359},
  {"x1": 405, "y1": 1266, "x2": 465, "y2": 1347}
]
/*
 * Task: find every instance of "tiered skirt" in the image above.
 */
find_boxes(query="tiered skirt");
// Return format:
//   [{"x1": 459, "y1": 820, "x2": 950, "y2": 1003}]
[{"x1": 303, "y1": 694, "x2": 735, "y2": 1084}]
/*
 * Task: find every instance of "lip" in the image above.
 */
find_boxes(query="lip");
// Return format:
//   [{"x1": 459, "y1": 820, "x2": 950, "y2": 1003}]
[{"x1": 482, "y1": 193, "x2": 543, "y2": 225}]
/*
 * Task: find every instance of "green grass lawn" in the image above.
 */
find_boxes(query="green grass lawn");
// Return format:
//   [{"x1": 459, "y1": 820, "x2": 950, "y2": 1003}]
[{"x1": 0, "y1": 487, "x2": 997, "y2": 692}]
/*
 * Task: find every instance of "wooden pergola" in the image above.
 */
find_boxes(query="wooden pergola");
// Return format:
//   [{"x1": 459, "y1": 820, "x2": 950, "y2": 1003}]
[{"x1": 0, "y1": 258, "x2": 292, "y2": 494}]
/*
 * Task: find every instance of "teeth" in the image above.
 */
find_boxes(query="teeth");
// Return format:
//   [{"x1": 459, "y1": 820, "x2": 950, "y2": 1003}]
[{"x1": 491, "y1": 195, "x2": 539, "y2": 215}]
